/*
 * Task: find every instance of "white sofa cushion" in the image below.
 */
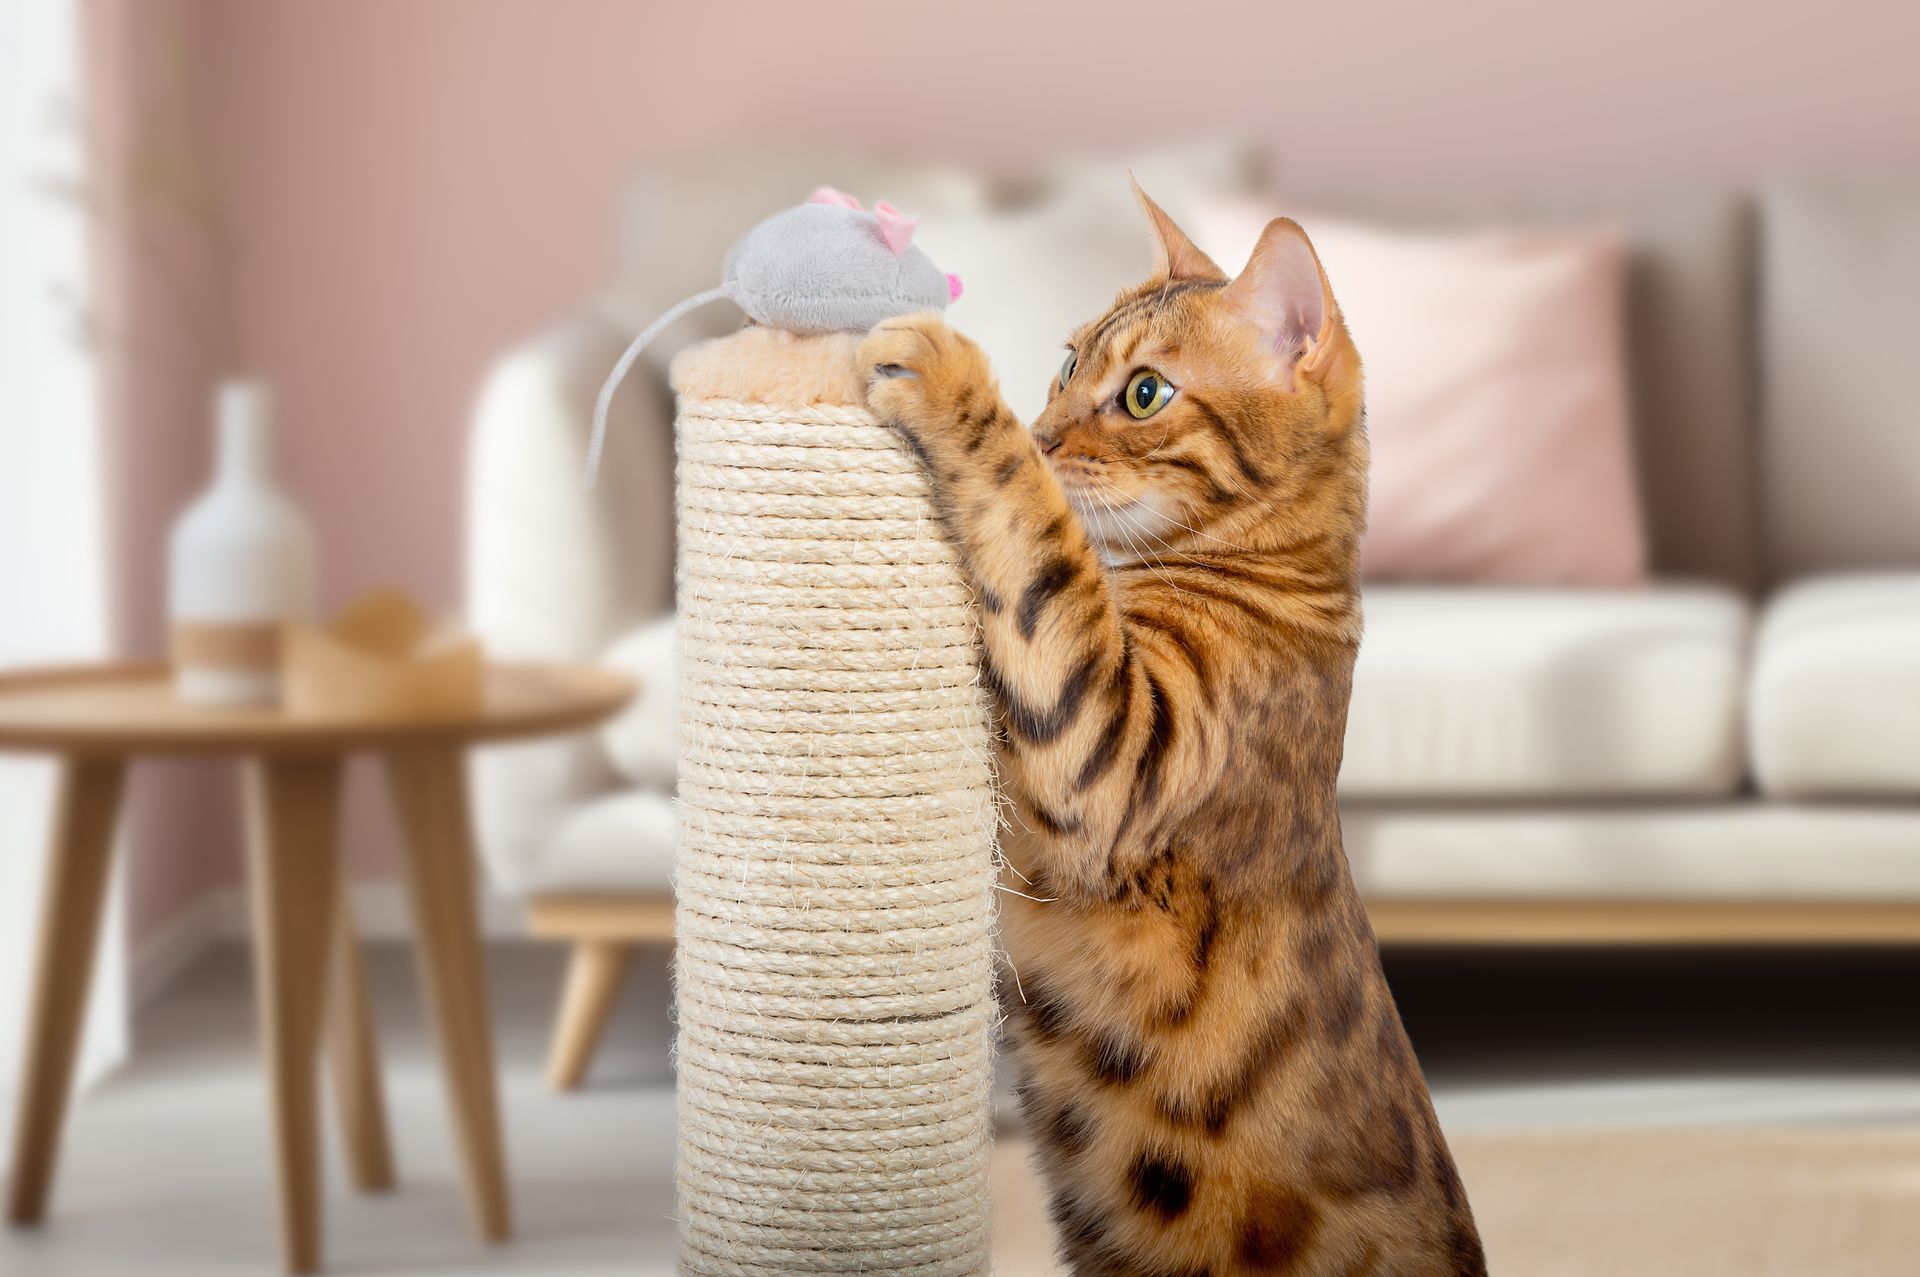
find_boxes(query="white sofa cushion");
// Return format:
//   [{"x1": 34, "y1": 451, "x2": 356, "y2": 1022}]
[
  {"x1": 1750, "y1": 574, "x2": 1920, "y2": 797},
  {"x1": 1341, "y1": 585, "x2": 1749, "y2": 798},
  {"x1": 599, "y1": 616, "x2": 679, "y2": 789},
  {"x1": 466, "y1": 314, "x2": 677, "y2": 900},
  {"x1": 530, "y1": 791, "x2": 677, "y2": 895},
  {"x1": 1344, "y1": 805, "x2": 1920, "y2": 901}
]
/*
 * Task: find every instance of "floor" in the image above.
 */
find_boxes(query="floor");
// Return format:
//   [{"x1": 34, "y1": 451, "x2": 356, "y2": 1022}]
[{"x1": 3, "y1": 943, "x2": 1918, "y2": 1275}]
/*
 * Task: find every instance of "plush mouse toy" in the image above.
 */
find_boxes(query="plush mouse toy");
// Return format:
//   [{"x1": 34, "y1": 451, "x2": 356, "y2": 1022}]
[{"x1": 585, "y1": 186, "x2": 963, "y2": 482}]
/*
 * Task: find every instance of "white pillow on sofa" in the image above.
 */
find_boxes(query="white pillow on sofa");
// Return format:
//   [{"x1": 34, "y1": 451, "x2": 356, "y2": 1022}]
[{"x1": 598, "y1": 615, "x2": 678, "y2": 789}]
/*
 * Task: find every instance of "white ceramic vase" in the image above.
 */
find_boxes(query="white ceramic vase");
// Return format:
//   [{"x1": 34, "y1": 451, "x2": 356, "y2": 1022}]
[{"x1": 168, "y1": 380, "x2": 317, "y2": 706}]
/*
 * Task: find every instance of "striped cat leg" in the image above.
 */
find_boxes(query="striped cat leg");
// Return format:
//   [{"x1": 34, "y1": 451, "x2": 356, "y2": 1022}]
[{"x1": 860, "y1": 315, "x2": 1214, "y2": 897}]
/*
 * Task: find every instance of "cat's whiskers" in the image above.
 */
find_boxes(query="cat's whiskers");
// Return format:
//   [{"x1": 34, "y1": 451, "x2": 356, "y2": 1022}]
[
  {"x1": 1131, "y1": 498, "x2": 1258, "y2": 556},
  {"x1": 1111, "y1": 509, "x2": 1198, "y2": 569},
  {"x1": 1135, "y1": 524, "x2": 1210, "y2": 569},
  {"x1": 1081, "y1": 481, "x2": 1197, "y2": 568},
  {"x1": 1086, "y1": 488, "x2": 1151, "y2": 567},
  {"x1": 1092, "y1": 490, "x2": 1191, "y2": 598},
  {"x1": 1127, "y1": 523, "x2": 1194, "y2": 582}
]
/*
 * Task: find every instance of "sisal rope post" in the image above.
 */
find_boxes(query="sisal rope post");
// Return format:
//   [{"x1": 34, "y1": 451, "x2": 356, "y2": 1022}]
[{"x1": 670, "y1": 331, "x2": 998, "y2": 1275}]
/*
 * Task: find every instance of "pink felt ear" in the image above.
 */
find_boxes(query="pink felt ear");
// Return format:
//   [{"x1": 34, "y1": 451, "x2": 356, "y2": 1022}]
[
  {"x1": 873, "y1": 201, "x2": 919, "y2": 256},
  {"x1": 808, "y1": 186, "x2": 862, "y2": 210},
  {"x1": 946, "y1": 272, "x2": 964, "y2": 302}
]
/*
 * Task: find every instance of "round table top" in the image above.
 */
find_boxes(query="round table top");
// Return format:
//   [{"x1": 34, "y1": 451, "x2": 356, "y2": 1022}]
[{"x1": 0, "y1": 662, "x2": 636, "y2": 756}]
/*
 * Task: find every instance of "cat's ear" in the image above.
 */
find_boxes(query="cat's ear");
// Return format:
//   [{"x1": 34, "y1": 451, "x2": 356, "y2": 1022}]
[
  {"x1": 1223, "y1": 217, "x2": 1345, "y2": 387},
  {"x1": 1130, "y1": 175, "x2": 1226, "y2": 283}
]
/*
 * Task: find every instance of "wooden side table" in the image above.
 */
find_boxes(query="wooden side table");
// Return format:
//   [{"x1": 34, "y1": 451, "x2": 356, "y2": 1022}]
[{"x1": 0, "y1": 662, "x2": 633, "y2": 1273}]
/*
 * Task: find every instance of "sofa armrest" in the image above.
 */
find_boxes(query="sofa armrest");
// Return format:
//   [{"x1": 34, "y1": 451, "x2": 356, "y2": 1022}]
[{"x1": 465, "y1": 311, "x2": 674, "y2": 896}]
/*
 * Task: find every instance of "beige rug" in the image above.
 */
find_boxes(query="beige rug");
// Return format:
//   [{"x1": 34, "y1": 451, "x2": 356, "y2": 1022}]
[{"x1": 990, "y1": 1128, "x2": 1920, "y2": 1275}]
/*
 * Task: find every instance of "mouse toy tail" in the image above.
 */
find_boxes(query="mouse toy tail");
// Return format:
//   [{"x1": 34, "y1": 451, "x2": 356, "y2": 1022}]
[{"x1": 584, "y1": 283, "x2": 738, "y2": 488}]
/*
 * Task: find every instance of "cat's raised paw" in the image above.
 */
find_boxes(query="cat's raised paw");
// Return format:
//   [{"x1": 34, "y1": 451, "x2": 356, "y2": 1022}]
[
  {"x1": 858, "y1": 312, "x2": 947, "y2": 384},
  {"x1": 858, "y1": 313, "x2": 992, "y2": 443}
]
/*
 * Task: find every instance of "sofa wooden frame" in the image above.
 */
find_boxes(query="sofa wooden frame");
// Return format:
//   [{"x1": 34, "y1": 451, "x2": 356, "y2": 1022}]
[{"x1": 529, "y1": 893, "x2": 1920, "y2": 1090}]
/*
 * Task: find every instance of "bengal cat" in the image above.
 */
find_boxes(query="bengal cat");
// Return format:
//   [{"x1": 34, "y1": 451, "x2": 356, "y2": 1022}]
[{"x1": 856, "y1": 186, "x2": 1485, "y2": 1276}]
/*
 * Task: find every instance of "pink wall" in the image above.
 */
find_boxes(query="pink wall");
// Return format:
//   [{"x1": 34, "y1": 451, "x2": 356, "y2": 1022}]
[
  {"x1": 89, "y1": 0, "x2": 243, "y2": 945},
  {"x1": 108, "y1": 0, "x2": 1920, "y2": 945}
]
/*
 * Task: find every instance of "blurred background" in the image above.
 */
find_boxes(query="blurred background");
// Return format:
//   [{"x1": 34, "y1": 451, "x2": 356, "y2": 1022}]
[{"x1": 3, "y1": 1, "x2": 1919, "y2": 1274}]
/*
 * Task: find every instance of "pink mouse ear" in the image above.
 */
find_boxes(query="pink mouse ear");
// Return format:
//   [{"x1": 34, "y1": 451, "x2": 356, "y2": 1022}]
[
  {"x1": 873, "y1": 200, "x2": 920, "y2": 256},
  {"x1": 808, "y1": 186, "x2": 862, "y2": 210}
]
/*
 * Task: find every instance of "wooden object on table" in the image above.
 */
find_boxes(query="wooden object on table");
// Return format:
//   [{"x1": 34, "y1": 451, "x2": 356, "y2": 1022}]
[
  {"x1": 525, "y1": 894, "x2": 675, "y2": 1092},
  {"x1": 0, "y1": 661, "x2": 632, "y2": 1274},
  {"x1": 282, "y1": 589, "x2": 482, "y2": 721}
]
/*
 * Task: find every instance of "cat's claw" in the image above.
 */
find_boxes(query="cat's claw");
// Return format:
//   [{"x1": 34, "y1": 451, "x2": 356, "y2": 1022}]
[{"x1": 858, "y1": 313, "x2": 989, "y2": 439}]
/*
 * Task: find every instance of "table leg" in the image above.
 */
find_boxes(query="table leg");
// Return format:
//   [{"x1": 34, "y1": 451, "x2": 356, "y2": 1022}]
[
  {"x1": 6, "y1": 757, "x2": 126, "y2": 1227},
  {"x1": 245, "y1": 756, "x2": 343, "y2": 1275},
  {"x1": 326, "y1": 878, "x2": 395, "y2": 1193},
  {"x1": 383, "y1": 746, "x2": 510, "y2": 1243}
]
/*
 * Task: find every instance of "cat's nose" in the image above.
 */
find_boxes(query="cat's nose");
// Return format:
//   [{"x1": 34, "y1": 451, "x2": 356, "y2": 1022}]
[{"x1": 1032, "y1": 430, "x2": 1063, "y2": 455}]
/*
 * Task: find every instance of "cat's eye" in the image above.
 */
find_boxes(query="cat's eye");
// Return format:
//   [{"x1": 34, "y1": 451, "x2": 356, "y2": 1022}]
[
  {"x1": 1059, "y1": 350, "x2": 1077, "y2": 388},
  {"x1": 1124, "y1": 369, "x2": 1175, "y2": 420}
]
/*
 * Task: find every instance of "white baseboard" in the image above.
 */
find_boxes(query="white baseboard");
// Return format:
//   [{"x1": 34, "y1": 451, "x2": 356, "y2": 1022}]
[
  {"x1": 132, "y1": 882, "x2": 531, "y2": 1008},
  {"x1": 130, "y1": 890, "x2": 229, "y2": 1009},
  {"x1": 337, "y1": 881, "x2": 529, "y2": 941}
]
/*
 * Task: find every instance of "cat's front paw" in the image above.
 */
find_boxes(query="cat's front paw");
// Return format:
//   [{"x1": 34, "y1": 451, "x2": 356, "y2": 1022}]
[{"x1": 858, "y1": 313, "x2": 994, "y2": 450}]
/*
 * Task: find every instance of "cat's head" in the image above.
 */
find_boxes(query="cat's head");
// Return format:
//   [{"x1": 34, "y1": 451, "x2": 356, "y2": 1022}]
[{"x1": 1033, "y1": 183, "x2": 1364, "y2": 560}]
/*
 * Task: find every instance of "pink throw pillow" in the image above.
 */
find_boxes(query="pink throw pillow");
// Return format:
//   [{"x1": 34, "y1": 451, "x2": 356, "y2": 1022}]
[{"x1": 1191, "y1": 202, "x2": 1649, "y2": 587}]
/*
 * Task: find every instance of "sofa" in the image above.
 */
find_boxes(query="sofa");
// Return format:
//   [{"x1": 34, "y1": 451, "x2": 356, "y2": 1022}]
[{"x1": 466, "y1": 145, "x2": 1920, "y2": 1085}]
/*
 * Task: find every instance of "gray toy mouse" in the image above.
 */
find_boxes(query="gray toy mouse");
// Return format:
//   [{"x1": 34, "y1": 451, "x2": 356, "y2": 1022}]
[{"x1": 586, "y1": 186, "x2": 963, "y2": 483}]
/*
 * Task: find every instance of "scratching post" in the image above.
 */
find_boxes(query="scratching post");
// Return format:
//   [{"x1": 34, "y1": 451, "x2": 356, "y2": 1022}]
[{"x1": 670, "y1": 328, "x2": 997, "y2": 1275}]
